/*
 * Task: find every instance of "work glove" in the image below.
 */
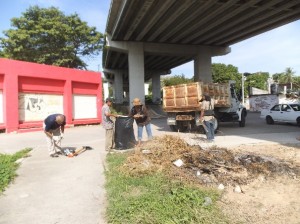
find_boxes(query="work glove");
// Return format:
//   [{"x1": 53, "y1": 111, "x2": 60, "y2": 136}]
[{"x1": 52, "y1": 136, "x2": 60, "y2": 142}]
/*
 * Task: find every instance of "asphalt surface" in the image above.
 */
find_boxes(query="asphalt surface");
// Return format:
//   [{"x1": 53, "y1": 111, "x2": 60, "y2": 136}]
[
  {"x1": 0, "y1": 125, "x2": 107, "y2": 224},
  {"x1": 0, "y1": 112, "x2": 299, "y2": 224},
  {"x1": 151, "y1": 111, "x2": 300, "y2": 148}
]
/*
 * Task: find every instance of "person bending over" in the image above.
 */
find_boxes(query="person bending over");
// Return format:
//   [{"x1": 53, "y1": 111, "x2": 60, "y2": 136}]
[
  {"x1": 130, "y1": 98, "x2": 153, "y2": 147},
  {"x1": 44, "y1": 114, "x2": 66, "y2": 157}
]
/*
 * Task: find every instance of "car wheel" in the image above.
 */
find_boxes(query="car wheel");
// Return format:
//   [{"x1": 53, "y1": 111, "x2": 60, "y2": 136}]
[
  {"x1": 169, "y1": 125, "x2": 178, "y2": 132},
  {"x1": 239, "y1": 110, "x2": 246, "y2": 127},
  {"x1": 266, "y1": 116, "x2": 274, "y2": 125},
  {"x1": 297, "y1": 117, "x2": 300, "y2": 127}
]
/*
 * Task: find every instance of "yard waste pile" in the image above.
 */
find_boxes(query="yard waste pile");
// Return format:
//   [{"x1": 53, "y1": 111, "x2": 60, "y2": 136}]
[{"x1": 120, "y1": 135, "x2": 300, "y2": 186}]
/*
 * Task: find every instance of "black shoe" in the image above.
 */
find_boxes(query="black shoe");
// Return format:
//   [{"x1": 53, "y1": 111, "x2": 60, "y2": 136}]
[{"x1": 50, "y1": 153, "x2": 59, "y2": 158}]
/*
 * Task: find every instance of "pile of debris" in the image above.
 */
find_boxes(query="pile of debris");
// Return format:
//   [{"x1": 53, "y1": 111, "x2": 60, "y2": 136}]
[{"x1": 120, "y1": 135, "x2": 300, "y2": 186}]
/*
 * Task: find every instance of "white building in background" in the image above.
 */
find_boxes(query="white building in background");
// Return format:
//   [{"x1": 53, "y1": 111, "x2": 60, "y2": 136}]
[
  {"x1": 103, "y1": 82, "x2": 109, "y2": 100},
  {"x1": 144, "y1": 83, "x2": 149, "y2": 95}
]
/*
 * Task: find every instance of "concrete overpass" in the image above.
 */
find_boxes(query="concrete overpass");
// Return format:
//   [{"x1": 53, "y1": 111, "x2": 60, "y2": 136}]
[{"x1": 102, "y1": 0, "x2": 300, "y2": 105}]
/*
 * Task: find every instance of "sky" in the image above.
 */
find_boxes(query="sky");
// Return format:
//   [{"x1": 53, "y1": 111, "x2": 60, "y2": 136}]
[{"x1": 1, "y1": 0, "x2": 300, "y2": 77}]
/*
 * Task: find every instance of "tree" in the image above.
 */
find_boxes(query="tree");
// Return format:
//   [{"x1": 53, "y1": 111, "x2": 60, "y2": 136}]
[
  {"x1": 281, "y1": 67, "x2": 295, "y2": 90},
  {"x1": 245, "y1": 72, "x2": 269, "y2": 95},
  {"x1": 272, "y1": 68, "x2": 296, "y2": 91},
  {"x1": 212, "y1": 63, "x2": 240, "y2": 84},
  {"x1": 161, "y1": 74, "x2": 193, "y2": 87},
  {"x1": 0, "y1": 6, "x2": 103, "y2": 69},
  {"x1": 272, "y1": 72, "x2": 284, "y2": 83},
  {"x1": 293, "y1": 76, "x2": 300, "y2": 90},
  {"x1": 211, "y1": 63, "x2": 243, "y2": 96}
]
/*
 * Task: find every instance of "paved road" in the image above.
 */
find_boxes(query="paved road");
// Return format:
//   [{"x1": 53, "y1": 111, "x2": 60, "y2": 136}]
[
  {"x1": 150, "y1": 111, "x2": 300, "y2": 148},
  {"x1": 0, "y1": 112, "x2": 299, "y2": 224},
  {"x1": 0, "y1": 125, "x2": 107, "y2": 224}
]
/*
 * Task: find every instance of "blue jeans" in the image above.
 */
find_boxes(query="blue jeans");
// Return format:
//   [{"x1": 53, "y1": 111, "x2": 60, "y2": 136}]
[
  {"x1": 203, "y1": 120, "x2": 215, "y2": 140},
  {"x1": 137, "y1": 123, "x2": 153, "y2": 141}
]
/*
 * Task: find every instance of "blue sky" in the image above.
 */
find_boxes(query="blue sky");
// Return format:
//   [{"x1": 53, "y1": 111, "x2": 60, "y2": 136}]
[{"x1": 1, "y1": 0, "x2": 300, "y2": 77}]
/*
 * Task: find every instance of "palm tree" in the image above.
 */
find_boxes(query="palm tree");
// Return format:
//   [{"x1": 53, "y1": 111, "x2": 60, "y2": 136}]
[
  {"x1": 280, "y1": 67, "x2": 295, "y2": 90},
  {"x1": 293, "y1": 76, "x2": 300, "y2": 91},
  {"x1": 272, "y1": 73, "x2": 284, "y2": 83}
]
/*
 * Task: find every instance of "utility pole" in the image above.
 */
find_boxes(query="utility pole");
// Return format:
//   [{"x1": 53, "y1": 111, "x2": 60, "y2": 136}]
[
  {"x1": 242, "y1": 73, "x2": 245, "y2": 105},
  {"x1": 242, "y1": 73, "x2": 251, "y2": 105}
]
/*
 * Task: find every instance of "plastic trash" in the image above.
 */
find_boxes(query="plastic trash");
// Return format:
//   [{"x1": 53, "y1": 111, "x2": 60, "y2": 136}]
[
  {"x1": 203, "y1": 197, "x2": 212, "y2": 206},
  {"x1": 173, "y1": 159, "x2": 184, "y2": 167},
  {"x1": 115, "y1": 116, "x2": 136, "y2": 150}
]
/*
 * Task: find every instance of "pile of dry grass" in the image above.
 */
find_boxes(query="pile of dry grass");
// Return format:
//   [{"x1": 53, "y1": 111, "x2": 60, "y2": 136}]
[{"x1": 120, "y1": 135, "x2": 299, "y2": 186}]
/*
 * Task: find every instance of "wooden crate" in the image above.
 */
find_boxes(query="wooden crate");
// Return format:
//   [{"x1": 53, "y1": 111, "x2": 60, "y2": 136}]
[{"x1": 163, "y1": 82, "x2": 202, "y2": 110}]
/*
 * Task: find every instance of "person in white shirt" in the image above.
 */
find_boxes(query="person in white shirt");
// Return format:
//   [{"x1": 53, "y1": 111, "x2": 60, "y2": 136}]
[{"x1": 199, "y1": 94, "x2": 215, "y2": 141}]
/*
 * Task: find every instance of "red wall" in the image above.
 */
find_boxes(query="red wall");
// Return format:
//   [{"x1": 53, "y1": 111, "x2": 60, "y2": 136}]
[{"x1": 0, "y1": 58, "x2": 103, "y2": 133}]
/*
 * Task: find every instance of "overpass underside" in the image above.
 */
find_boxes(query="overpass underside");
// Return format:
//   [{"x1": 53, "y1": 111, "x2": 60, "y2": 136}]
[{"x1": 103, "y1": 0, "x2": 300, "y2": 105}]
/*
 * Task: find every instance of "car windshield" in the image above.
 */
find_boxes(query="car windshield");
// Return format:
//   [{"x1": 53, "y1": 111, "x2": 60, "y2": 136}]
[
  {"x1": 271, "y1": 105, "x2": 280, "y2": 111},
  {"x1": 290, "y1": 104, "x2": 300, "y2": 111},
  {"x1": 281, "y1": 104, "x2": 290, "y2": 111}
]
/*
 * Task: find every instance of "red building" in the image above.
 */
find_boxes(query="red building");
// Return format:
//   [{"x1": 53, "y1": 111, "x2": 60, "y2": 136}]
[{"x1": 0, "y1": 58, "x2": 102, "y2": 133}]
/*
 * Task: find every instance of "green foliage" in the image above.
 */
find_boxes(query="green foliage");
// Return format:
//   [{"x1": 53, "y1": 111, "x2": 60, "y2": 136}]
[
  {"x1": 0, "y1": 148, "x2": 32, "y2": 193},
  {"x1": 272, "y1": 68, "x2": 298, "y2": 91},
  {"x1": 272, "y1": 72, "x2": 284, "y2": 83},
  {"x1": 273, "y1": 68, "x2": 297, "y2": 84},
  {"x1": 282, "y1": 67, "x2": 295, "y2": 84},
  {"x1": 162, "y1": 74, "x2": 193, "y2": 87},
  {"x1": 110, "y1": 106, "x2": 124, "y2": 115},
  {"x1": 145, "y1": 95, "x2": 153, "y2": 104},
  {"x1": 211, "y1": 63, "x2": 243, "y2": 95},
  {"x1": 212, "y1": 63, "x2": 240, "y2": 84},
  {"x1": 0, "y1": 6, "x2": 103, "y2": 69},
  {"x1": 240, "y1": 72, "x2": 269, "y2": 96},
  {"x1": 293, "y1": 76, "x2": 300, "y2": 90},
  {"x1": 105, "y1": 153, "x2": 228, "y2": 224},
  {"x1": 247, "y1": 72, "x2": 269, "y2": 90}
]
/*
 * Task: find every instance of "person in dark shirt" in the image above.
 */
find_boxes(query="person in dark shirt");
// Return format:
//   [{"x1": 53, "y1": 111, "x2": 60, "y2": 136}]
[
  {"x1": 129, "y1": 98, "x2": 153, "y2": 147},
  {"x1": 44, "y1": 114, "x2": 66, "y2": 157}
]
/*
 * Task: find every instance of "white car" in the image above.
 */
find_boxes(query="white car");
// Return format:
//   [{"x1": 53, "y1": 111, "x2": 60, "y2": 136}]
[{"x1": 260, "y1": 103, "x2": 300, "y2": 126}]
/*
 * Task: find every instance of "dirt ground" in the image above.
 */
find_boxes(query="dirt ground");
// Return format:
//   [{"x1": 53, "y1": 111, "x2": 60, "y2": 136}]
[
  {"x1": 121, "y1": 136, "x2": 300, "y2": 224},
  {"x1": 219, "y1": 143, "x2": 300, "y2": 224}
]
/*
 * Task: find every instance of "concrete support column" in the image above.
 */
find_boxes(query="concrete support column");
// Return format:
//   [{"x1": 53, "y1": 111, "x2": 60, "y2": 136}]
[
  {"x1": 194, "y1": 47, "x2": 212, "y2": 83},
  {"x1": 114, "y1": 71, "x2": 124, "y2": 104},
  {"x1": 128, "y1": 43, "x2": 145, "y2": 106},
  {"x1": 152, "y1": 73, "x2": 161, "y2": 104}
]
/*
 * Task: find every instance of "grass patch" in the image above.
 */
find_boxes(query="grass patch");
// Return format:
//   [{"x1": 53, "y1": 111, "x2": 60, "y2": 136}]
[
  {"x1": 105, "y1": 153, "x2": 229, "y2": 224},
  {"x1": 0, "y1": 148, "x2": 32, "y2": 193}
]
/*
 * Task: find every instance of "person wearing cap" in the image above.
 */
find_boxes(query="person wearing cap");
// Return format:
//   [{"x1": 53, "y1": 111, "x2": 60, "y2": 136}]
[
  {"x1": 44, "y1": 114, "x2": 66, "y2": 157},
  {"x1": 102, "y1": 98, "x2": 118, "y2": 152},
  {"x1": 199, "y1": 94, "x2": 215, "y2": 142},
  {"x1": 129, "y1": 98, "x2": 153, "y2": 147}
]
